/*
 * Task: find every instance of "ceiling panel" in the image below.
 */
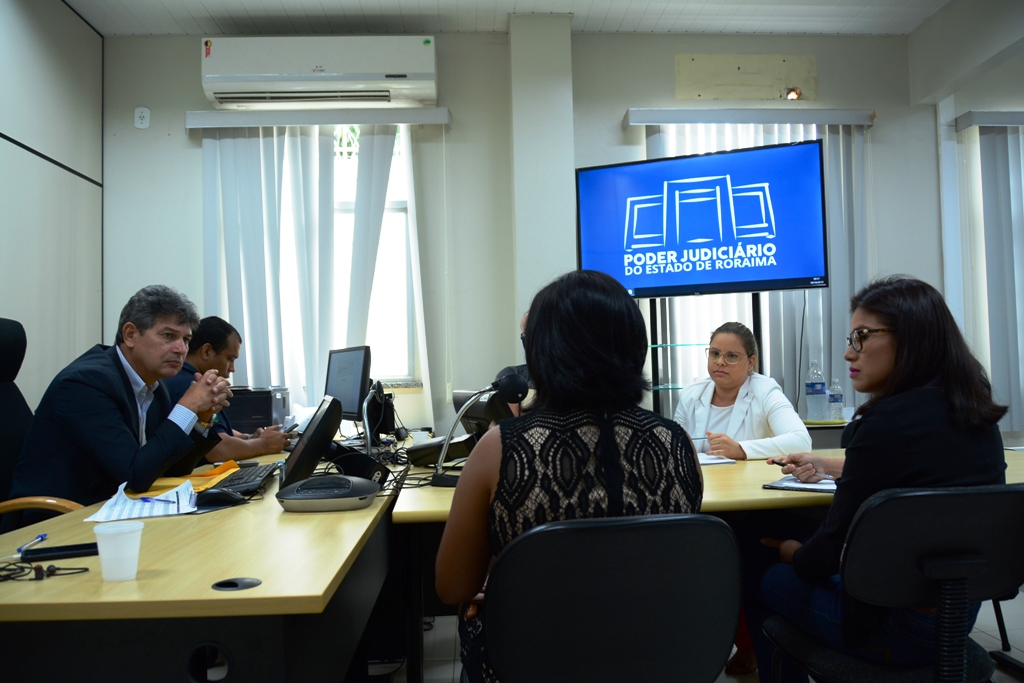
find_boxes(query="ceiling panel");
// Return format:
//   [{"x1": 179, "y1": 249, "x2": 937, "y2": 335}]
[{"x1": 64, "y1": 0, "x2": 955, "y2": 36}]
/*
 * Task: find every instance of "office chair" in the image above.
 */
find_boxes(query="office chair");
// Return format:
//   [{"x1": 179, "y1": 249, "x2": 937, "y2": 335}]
[
  {"x1": 0, "y1": 319, "x2": 81, "y2": 527},
  {"x1": 988, "y1": 589, "x2": 1024, "y2": 680},
  {"x1": 0, "y1": 318, "x2": 33, "y2": 503},
  {"x1": 763, "y1": 484, "x2": 1024, "y2": 683},
  {"x1": 484, "y1": 514, "x2": 741, "y2": 683}
]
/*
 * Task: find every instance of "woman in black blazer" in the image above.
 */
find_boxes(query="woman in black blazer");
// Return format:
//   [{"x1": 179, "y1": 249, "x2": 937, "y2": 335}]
[{"x1": 748, "y1": 276, "x2": 1007, "y2": 682}]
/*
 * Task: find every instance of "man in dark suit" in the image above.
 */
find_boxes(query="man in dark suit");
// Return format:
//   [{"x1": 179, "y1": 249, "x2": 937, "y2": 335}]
[{"x1": 8, "y1": 285, "x2": 232, "y2": 527}]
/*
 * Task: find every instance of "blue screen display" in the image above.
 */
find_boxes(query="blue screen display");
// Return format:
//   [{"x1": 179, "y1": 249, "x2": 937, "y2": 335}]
[{"x1": 576, "y1": 140, "x2": 828, "y2": 297}]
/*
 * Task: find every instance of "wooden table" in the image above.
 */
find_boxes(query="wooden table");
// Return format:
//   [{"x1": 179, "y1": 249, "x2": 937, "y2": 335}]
[
  {"x1": 393, "y1": 449, "x2": 1024, "y2": 683},
  {"x1": 0, "y1": 458, "x2": 394, "y2": 682}
]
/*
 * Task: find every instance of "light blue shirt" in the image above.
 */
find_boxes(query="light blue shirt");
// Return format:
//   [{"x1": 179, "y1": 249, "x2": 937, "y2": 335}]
[{"x1": 115, "y1": 346, "x2": 199, "y2": 442}]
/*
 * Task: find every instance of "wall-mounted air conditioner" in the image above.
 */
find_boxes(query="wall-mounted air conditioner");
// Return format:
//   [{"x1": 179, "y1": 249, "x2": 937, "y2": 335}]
[{"x1": 201, "y1": 36, "x2": 436, "y2": 110}]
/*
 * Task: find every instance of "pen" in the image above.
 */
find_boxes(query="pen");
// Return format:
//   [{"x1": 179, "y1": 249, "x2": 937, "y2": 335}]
[
  {"x1": 139, "y1": 497, "x2": 177, "y2": 504},
  {"x1": 17, "y1": 533, "x2": 47, "y2": 553},
  {"x1": 771, "y1": 460, "x2": 834, "y2": 480}
]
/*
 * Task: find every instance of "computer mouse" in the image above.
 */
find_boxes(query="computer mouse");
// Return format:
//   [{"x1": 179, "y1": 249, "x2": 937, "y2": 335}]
[{"x1": 196, "y1": 488, "x2": 246, "y2": 507}]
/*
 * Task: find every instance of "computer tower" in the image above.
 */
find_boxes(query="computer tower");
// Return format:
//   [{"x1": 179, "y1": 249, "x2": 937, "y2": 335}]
[{"x1": 223, "y1": 387, "x2": 290, "y2": 434}]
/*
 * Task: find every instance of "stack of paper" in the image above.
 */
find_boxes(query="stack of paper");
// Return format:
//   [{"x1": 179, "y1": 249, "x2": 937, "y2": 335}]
[
  {"x1": 698, "y1": 454, "x2": 736, "y2": 466},
  {"x1": 85, "y1": 481, "x2": 198, "y2": 522}
]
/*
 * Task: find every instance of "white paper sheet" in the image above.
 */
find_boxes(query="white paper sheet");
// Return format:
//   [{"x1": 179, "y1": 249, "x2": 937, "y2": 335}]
[
  {"x1": 85, "y1": 481, "x2": 198, "y2": 522},
  {"x1": 698, "y1": 453, "x2": 736, "y2": 465}
]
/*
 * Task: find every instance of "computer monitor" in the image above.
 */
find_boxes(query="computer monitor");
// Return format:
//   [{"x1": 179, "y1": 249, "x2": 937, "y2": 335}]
[
  {"x1": 325, "y1": 346, "x2": 372, "y2": 422},
  {"x1": 452, "y1": 390, "x2": 516, "y2": 439},
  {"x1": 282, "y1": 395, "x2": 342, "y2": 486}
]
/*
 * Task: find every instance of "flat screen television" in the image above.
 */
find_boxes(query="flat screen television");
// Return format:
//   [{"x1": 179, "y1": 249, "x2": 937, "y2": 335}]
[
  {"x1": 576, "y1": 140, "x2": 828, "y2": 297},
  {"x1": 325, "y1": 346, "x2": 372, "y2": 422}
]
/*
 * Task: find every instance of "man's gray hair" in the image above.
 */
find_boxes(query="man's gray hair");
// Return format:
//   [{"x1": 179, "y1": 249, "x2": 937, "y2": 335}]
[{"x1": 115, "y1": 285, "x2": 200, "y2": 344}]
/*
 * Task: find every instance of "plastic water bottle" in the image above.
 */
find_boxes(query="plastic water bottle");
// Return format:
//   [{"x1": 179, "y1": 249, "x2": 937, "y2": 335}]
[
  {"x1": 829, "y1": 378, "x2": 845, "y2": 421},
  {"x1": 805, "y1": 361, "x2": 828, "y2": 421}
]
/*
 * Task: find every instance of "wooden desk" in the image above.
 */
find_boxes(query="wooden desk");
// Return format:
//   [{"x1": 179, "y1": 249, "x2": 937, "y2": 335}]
[
  {"x1": 393, "y1": 450, "x2": 1024, "y2": 683},
  {"x1": 0, "y1": 461, "x2": 394, "y2": 682}
]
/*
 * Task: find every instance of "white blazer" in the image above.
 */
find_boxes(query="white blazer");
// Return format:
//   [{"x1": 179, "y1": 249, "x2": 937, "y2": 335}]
[{"x1": 673, "y1": 373, "x2": 811, "y2": 460}]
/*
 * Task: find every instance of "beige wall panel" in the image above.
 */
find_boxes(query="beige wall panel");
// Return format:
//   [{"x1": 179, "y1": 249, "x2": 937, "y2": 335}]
[
  {"x1": 675, "y1": 54, "x2": 817, "y2": 101},
  {"x1": 0, "y1": 0, "x2": 102, "y2": 181},
  {"x1": 0, "y1": 143, "x2": 102, "y2": 410}
]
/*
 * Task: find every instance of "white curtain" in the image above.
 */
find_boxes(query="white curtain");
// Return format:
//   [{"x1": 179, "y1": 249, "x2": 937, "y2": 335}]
[
  {"x1": 348, "y1": 125, "x2": 397, "y2": 347},
  {"x1": 958, "y1": 126, "x2": 1024, "y2": 429},
  {"x1": 202, "y1": 125, "x2": 335, "y2": 407},
  {"x1": 649, "y1": 123, "x2": 870, "y2": 418}
]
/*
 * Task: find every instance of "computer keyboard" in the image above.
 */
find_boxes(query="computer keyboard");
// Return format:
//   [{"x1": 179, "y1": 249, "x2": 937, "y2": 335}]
[{"x1": 220, "y1": 463, "x2": 277, "y2": 487}]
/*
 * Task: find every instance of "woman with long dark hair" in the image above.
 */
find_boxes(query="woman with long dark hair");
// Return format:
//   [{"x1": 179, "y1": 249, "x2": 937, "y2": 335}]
[
  {"x1": 749, "y1": 275, "x2": 1007, "y2": 680},
  {"x1": 435, "y1": 270, "x2": 704, "y2": 683}
]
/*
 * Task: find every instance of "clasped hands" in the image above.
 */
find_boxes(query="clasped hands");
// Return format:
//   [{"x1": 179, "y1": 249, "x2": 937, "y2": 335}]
[
  {"x1": 179, "y1": 369, "x2": 234, "y2": 423},
  {"x1": 705, "y1": 431, "x2": 746, "y2": 460}
]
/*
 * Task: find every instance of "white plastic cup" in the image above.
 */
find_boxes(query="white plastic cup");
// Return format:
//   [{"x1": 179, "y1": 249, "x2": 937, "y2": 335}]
[{"x1": 93, "y1": 521, "x2": 145, "y2": 582}]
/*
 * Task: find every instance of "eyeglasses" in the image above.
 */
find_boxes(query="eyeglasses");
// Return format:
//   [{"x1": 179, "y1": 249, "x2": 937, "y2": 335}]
[
  {"x1": 706, "y1": 348, "x2": 747, "y2": 365},
  {"x1": 845, "y1": 328, "x2": 892, "y2": 352}
]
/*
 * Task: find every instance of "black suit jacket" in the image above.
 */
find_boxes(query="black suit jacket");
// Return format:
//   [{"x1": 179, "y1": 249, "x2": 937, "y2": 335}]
[{"x1": 9, "y1": 345, "x2": 218, "y2": 515}]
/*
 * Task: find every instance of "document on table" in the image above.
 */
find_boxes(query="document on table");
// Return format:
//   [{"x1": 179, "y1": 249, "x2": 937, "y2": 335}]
[
  {"x1": 762, "y1": 475, "x2": 837, "y2": 493},
  {"x1": 698, "y1": 453, "x2": 736, "y2": 466},
  {"x1": 85, "y1": 481, "x2": 198, "y2": 522}
]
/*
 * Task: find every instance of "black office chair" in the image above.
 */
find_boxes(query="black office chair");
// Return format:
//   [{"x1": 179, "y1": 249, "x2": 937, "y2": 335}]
[
  {"x1": 763, "y1": 484, "x2": 1024, "y2": 683},
  {"x1": 989, "y1": 589, "x2": 1024, "y2": 679},
  {"x1": 0, "y1": 318, "x2": 33, "y2": 503},
  {"x1": 483, "y1": 514, "x2": 741, "y2": 683}
]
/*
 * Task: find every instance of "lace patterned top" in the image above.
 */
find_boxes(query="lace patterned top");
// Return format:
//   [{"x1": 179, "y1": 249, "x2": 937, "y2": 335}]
[{"x1": 488, "y1": 406, "x2": 703, "y2": 556}]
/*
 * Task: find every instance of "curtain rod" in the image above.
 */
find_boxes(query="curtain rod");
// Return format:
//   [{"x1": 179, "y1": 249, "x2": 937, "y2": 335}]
[
  {"x1": 955, "y1": 111, "x2": 1024, "y2": 132},
  {"x1": 185, "y1": 107, "x2": 452, "y2": 129},
  {"x1": 623, "y1": 108, "x2": 876, "y2": 130}
]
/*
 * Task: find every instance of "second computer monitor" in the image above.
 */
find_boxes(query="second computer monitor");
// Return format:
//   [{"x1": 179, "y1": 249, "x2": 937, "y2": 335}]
[{"x1": 325, "y1": 346, "x2": 372, "y2": 422}]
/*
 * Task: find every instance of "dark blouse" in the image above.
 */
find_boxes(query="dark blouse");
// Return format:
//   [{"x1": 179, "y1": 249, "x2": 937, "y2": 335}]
[
  {"x1": 793, "y1": 385, "x2": 1006, "y2": 581},
  {"x1": 489, "y1": 406, "x2": 703, "y2": 557}
]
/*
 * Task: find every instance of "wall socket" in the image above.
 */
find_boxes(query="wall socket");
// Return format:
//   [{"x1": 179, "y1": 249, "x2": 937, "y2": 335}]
[{"x1": 134, "y1": 107, "x2": 150, "y2": 129}]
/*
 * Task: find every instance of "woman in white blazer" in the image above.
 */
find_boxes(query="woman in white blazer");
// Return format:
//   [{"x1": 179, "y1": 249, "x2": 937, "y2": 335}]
[{"x1": 673, "y1": 321, "x2": 810, "y2": 460}]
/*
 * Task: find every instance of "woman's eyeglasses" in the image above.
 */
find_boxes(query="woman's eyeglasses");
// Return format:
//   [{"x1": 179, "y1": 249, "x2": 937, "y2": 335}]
[
  {"x1": 706, "y1": 348, "x2": 747, "y2": 365},
  {"x1": 846, "y1": 328, "x2": 891, "y2": 352}
]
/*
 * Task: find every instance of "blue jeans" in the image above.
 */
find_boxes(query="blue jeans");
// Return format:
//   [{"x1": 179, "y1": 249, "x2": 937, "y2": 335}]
[{"x1": 746, "y1": 563, "x2": 981, "y2": 683}]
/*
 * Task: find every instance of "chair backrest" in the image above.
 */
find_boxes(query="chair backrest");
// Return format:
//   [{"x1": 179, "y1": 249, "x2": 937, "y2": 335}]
[
  {"x1": 842, "y1": 484, "x2": 1024, "y2": 607},
  {"x1": 485, "y1": 514, "x2": 741, "y2": 683},
  {"x1": 0, "y1": 318, "x2": 33, "y2": 502}
]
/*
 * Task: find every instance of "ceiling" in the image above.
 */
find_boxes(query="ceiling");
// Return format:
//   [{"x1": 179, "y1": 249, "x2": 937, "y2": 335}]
[{"x1": 64, "y1": 0, "x2": 954, "y2": 37}]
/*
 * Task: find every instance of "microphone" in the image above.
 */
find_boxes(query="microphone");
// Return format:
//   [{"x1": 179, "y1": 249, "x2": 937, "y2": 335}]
[{"x1": 431, "y1": 374, "x2": 529, "y2": 487}]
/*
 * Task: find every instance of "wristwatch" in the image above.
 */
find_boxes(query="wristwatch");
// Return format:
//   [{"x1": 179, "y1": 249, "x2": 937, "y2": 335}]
[{"x1": 197, "y1": 419, "x2": 214, "y2": 431}]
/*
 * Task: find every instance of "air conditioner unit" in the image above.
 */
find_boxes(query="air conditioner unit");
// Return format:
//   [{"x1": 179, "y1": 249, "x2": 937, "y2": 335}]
[{"x1": 201, "y1": 36, "x2": 436, "y2": 110}]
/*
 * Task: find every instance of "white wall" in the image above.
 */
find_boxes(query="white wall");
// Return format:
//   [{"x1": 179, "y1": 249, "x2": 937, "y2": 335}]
[
  {"x1": 572, "y1": 33, "x2": 945, "y2": 290},
  {"x1": 909, "y1": 0, "x2": 1024, "y2": 104},
  {"x1": 953, "y1": 50, "x2": 1024, "y2": 115},
  {"x1": 103, "y1": 37, "x2": 209, "y2": 338},
  {"x1": 0, "y1": 0, "x2": 102, "y2": 409}
]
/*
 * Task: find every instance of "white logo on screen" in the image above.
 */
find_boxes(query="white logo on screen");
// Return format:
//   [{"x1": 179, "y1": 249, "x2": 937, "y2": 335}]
[{"x1": 624, "y1": 174, "x2": 776, "y2": 250}]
